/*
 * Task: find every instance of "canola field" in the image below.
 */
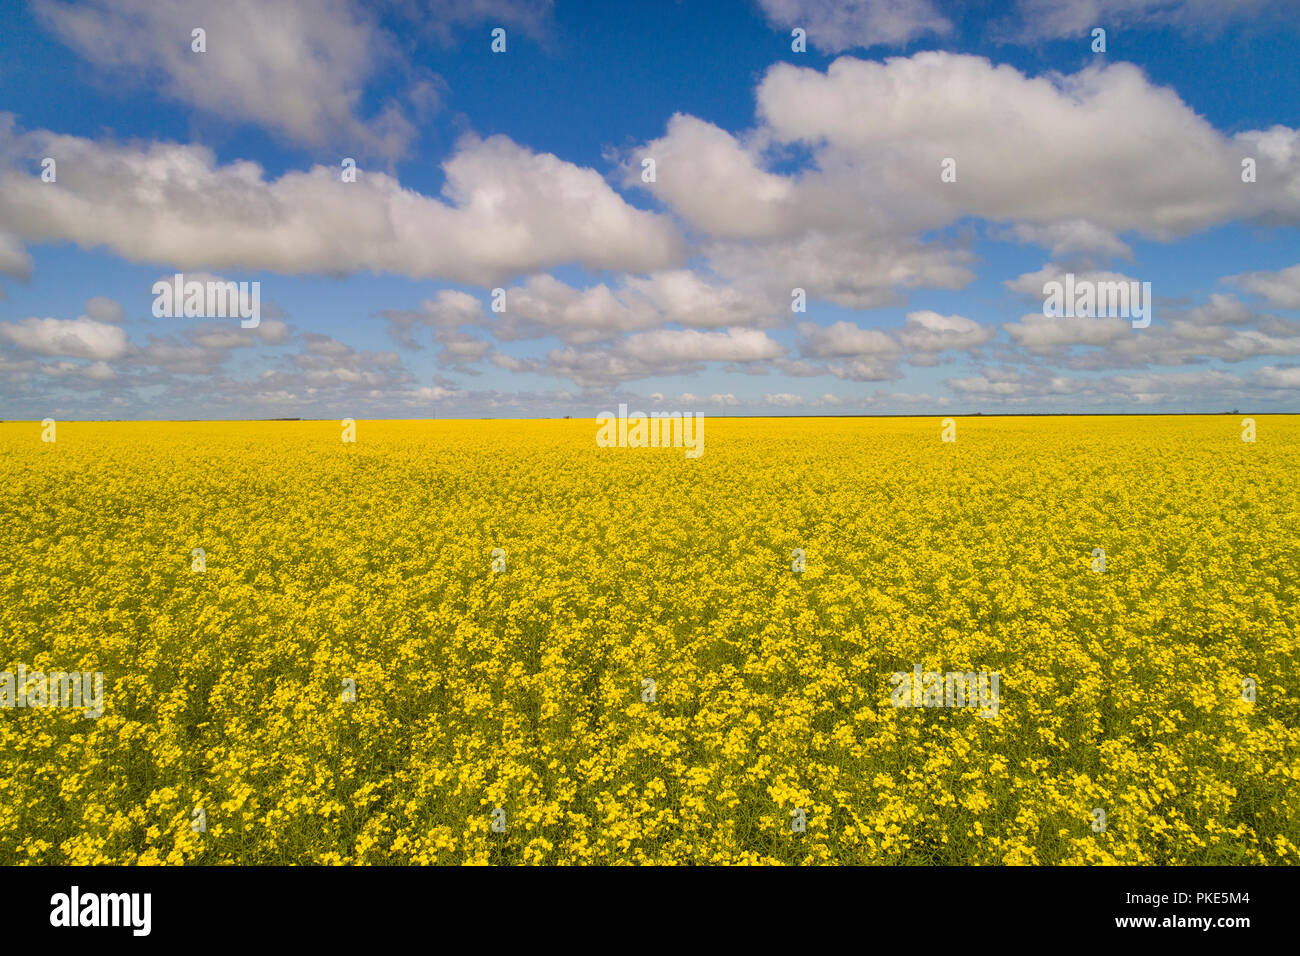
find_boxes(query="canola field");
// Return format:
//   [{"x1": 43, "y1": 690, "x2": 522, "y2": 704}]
[{"x1": 0, "y1": 416, "x2": 1297, "y2": 865}]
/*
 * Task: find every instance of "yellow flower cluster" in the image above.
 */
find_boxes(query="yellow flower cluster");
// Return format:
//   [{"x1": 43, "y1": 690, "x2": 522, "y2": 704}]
[{"x1": 0, "y1": 416, "x2": 1296, "y2": 864}]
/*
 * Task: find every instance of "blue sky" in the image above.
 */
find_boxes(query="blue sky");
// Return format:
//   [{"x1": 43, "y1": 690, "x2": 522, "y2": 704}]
[{"x1": 1, "y1": 0, "x2": 1298, "y2": 418}]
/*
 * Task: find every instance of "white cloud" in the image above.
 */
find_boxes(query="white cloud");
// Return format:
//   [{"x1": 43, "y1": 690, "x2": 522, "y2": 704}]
[
  {"x1": 412, "y1": 385, "x2": 468, "y2": 401},
  {"x1": 622, "y1": 328, "x2": 784, "y2": 364},
  {"x1": 0, "y1": 231, "x2": 33, "y2": 280},
  {"x1": 629, "y1": 114, "x2": 798, "y2": 239},
  {"x1": 1005, "y1": 263, "x2": 1141, "y2": 298},
  {"x1": 622, "y1": 52, "x2": 1298, "y2": 313},
  {"x1": 378, "y1": 289, "x2": 485, "y2": 349},
  {"x1": 829, "y1": 357, "x2": 901, "y2": 382},
  {"x1": 947, "y1": 367, "x2": 1088, "y2": 398},
  {"x1": 539, "y1": 328, "x2": 785, "y2": 388},
  {"x1": 1254, "y1": 365, "x2": 1300, "y2": 389},
  {"x1": 0, "y1": 126, "x2": 685, "y2": 287},
  {"x1": 477, "y1": 271, "x2": 782, "y2": 347},
  {"x1": 622, "y1": 271, "x2": 781, "y2": 330},
  {"x1": 1003, "y1": 312, "x2": 1134, "y2": 350},
  {"x1": 34, "y1": 359, "x2": 116, "y2": 381},
  {"x1": 0, "y1": 316, "x2": 130, "y2": 360},
  {"x1": 1003, "y1": 220, "x2": 1133, "y2": 259},
  {"x1": 254, "y1": 319, "x2": 293, "y2": 346},
  {"x1": 999, "y1": 287, "x2": 1300, "y2": 370},
  {"x1": 798, "y1": 320, "x2": 899, "y2": 358},
  {"x1": 435, "y1": 329, "x2": 491, "y2": 366},
  {"x1": 753, "y1": 54, "x2": 1300, "y2": 240},
  {"x1": 1228, "y1": 263, "x2": 1300, "y2": 310},
  {"x1": 1006, "y1": 0, "x2": 1287, "y2": 42},
  {"x1": 1107, "y1": 368, "x2": 1244, "y2": 403},
  {"x1": 706, "y1": 231, "x2": 975, "y2": 309},
  {"x1": 755, "y1": 0, "x2": 951, "y2": 52},
  {"x1": 84, "y1": 296, "x2": 125, "y2": 323},
  {"x1": 494, "y1": 275, "x2": 658, "y2": 344},
  {"x1": 488, "y1": 350, "x2": 536, "y2": 373},
  {"x1": 899, "y1": 310, "x2": 993, "y2": 352},
  {"x1": 35, "y1": 0, "x2": 418, "y2": 155},
  {"x1": 186, "y1": 319, "x2": 291, "y2": 349},
  {"x1": 763, "y1": 391, "x2": 806, "y2": 407}
]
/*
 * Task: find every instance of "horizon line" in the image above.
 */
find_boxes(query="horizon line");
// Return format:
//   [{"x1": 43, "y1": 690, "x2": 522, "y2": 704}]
[{"x1": 6, "y1": 411, "x2": 1297, "y2": 423}]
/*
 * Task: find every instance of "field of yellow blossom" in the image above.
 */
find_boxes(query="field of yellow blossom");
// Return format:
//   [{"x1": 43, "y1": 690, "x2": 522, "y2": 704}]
[{"x1": 0, "y1": 415, "x2": 1297, "y2": 865}]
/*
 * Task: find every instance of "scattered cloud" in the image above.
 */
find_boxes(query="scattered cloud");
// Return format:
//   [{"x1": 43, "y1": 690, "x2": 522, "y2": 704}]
[
  {"x1": 34, "y1": 0, "x2": 421, "y2": 156},
  {"x1": 0, "y1": 316, "x2": 130, "y2": 360},
  {"x1": 755, "y1": 0, "x2": 952, "y2": 52},
  {"x1": 0, "y1": 124, "x2": 685, "y2": 287},
  {"x1": 1227, "y1": 262, "x2": 1300, "y2": 310}
]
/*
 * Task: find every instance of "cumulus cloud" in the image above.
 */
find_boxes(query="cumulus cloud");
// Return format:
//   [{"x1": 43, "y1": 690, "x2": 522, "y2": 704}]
[
  {"x1": 39, "y1": 359, "x2": 116, "y2": 381},
  {"x1": 706, "y1": 231, "x2": 975, "y2": 310},
  {"x1": 1004, "y1": 312, "x2": 1133, "y2": 350},
  {"x1": 492, "y1": 275, "x2": 660, "y2": 345},
  {"x1": 540, "y1": 328, "x2": 784, "y2": 388},
  {"x1": 486, "y1": 271, "x2": 782, "y2": 345},
  {"x1": 0, "y1": 316, "x2": 130, "y2": 360},
  {"x1": 899, "y1": 310, "x2": 993, "y2": 353},
  {"x1": 622, "y1": 271, "x2": 782, "y2": 331},
  {"x1": 752, "y1": 54, "x2": 1299, "y2": 239},
  {"x1": 0, "y1": 231, "x2": 33, "y2": 281},
  {"x1": 999, "y1": 287, "x2": 1300, "y2": 371},
  {"x1": 1005, "y1": 0, "x2": 1289, "y2": 42},
  {"x1": 1106, "y1": 368, "x2": 1247, "y2": 404},
  {"x1": 1254, "y1": 365, "x2": 1300, "y2": 389},
  {"x1": 763, "y1": 391, "x2": 806, "y2": 406},
  {"x1": 377, "y1": 289, "x2": 485, "y2": 349},
  {"x1": 34, "y1": 0, "x2": 422, "y2": 156},
  {"x1": 1227, "y1": 262, "x2": 1300, "y2": 310},
  {"x1": 84, "y1": 296, "x2": 125, "y2": 323},
  {"x1": 434, "y1": 329, "x2": 492, "y2": 368},
  {"x1": 0, "y1": 124, "x2": 685, "y2": 287},
  {"x1": 755, "y1": 0, "x2": 951, "y2": 52},
  {"x1": 185, "y1": 319, "x2": 292, "y2": 349},
  {"x1": 829, "y1": 356, "x2": 901, "y2": 381},
  {"x1": 779, "y1": 321, "x2": 910, "y2": 381},
  {"x1": 620, "y1": 52, "x2": 1299, "y2": 316},
  {"x1": 411, "y1": 384, "x2": 468, "y2": 401},
  {"x1": 628, "y1": 114, "x2": 800, "y2": 240},
  {"x1": 622, "y1": 328, "x2": 784, "y2": 364},
  {"x1": 759, "y1": 0, "x2": 1284, "y2": 52},
  {"x1": 1005, "y1": 263, "x2": 1143, "y2": 299},
  {"x1": 798, "y1": 320, "x2": 899, "y2": 358},
  {"x1": 632, "y1": 54, "x2": 1298, "y2": 251},
  {"x1": 1002, "y1": 220, "x2": 1133, "y2": 259},
  {"x1": 947, "y1": 366, "x2": 1092, "y2": 399}
]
